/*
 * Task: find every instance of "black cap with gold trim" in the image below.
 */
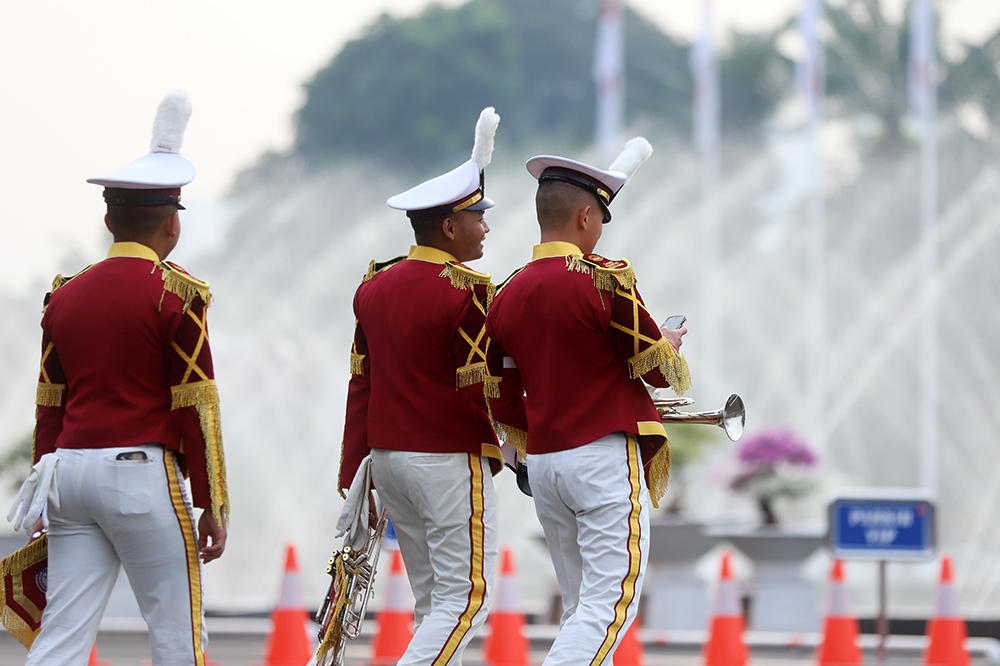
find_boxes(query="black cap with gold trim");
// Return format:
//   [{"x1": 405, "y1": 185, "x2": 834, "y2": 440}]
[
  {"x1": 388, "y1": 107, "x2": 500, "y2": 220},
  {"x1": 526, "y1": 137, "x2": 653, "y2": 223}
]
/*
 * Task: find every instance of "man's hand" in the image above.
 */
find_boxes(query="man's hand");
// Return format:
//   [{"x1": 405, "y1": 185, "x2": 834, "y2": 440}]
[
  {"x1": 368, "y1": 490, "x2": 379, "y2": 531},
  {"x1": 198, "y1": 511, "x2": 227, "y2": 564},
  {"x1": 660, "y1": 324, "x2": 687, "y2": 351}
]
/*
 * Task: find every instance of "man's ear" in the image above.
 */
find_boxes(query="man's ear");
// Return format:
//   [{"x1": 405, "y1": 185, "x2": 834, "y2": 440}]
[
  {"x1": 163, "y1": 211, "x2": 180, "y2": 237},
  {"x1": 441, "y1": 215, "x2": 457, "y2": 241},
  {"x1": 104, "y1": 214, "x2": 113, "y2": 235},
  {"x1": 578, "y1": 204, "x2": 593, "y2": 230}
]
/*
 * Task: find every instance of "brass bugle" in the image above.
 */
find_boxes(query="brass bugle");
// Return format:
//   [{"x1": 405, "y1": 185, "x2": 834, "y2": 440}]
[
  {"x1": 654, "y1": 393, "x2": 745, "y2": 441},
  {"x1": 314, "y1": 507, "x2": 388, "y2": 666}
]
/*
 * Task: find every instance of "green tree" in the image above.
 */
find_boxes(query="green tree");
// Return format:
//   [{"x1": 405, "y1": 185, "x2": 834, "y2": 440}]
[
  {"x1": 940, "y1": 31, "x2": 1000, "y2": 127},
  {"x1": 824, "y1": 0, "x2": 910, "y2": 151},
  {"x1": 817, "y1": 0, "x2": 999, "y2": 151},
  {"x1": 274, "y1": 0, "x2": 1000, "y2": 182},
  {"x1": 293, "y1": 0, "x2": 691, "y2": 174},
  {"x1": 721, "y1": 31, "x2": 791, "y2": 135}
]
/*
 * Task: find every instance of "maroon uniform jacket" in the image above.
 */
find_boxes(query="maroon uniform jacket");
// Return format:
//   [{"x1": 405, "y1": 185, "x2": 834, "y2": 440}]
[
  {"x1": 338, "y1": 245, "x2": 502, "y2": 490},
  {"x1": 485, "y1": 241, "x2": 690, "y2": 506},
  {"x1": 34, "y1": 242, "x2": 229, "y2": 523}
]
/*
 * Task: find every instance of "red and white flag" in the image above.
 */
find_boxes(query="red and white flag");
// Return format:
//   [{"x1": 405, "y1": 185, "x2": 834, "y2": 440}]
[
  {"x1": 796, "y1": 0, "x2": 823, "y2": 123},
  {"x1": 593, "y1": 0, "x2": 624, "y2": 160},
  {"x1": 908, "y1": 0, "x2": 936, "y2": 120},
  {"x1": 689, "y1": 0, "x2": 718, "y2": 154}
]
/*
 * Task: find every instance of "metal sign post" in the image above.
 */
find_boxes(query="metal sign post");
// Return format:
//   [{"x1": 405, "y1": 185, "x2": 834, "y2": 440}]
[
  {"x1": 828, "y1": 489, "x2": 937, "y2": 663},
  {"x1": 877, "y1": 559, "x2": 888, "y2": 662}
]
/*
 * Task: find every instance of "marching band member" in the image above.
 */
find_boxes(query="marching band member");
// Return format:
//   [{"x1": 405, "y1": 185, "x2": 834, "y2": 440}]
[
  {"x1": 13, "y1": 91, "x2": 229, "y2": 666},
  {"x1": 338, "y1": 108, "x2": 502, "y2": 666},
  {"x1": 485, "y1": 139, "x2": 690, "y2": 666}
]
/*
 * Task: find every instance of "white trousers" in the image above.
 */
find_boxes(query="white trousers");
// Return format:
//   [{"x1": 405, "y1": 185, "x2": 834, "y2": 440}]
[
  {"x1": 371, "y1": 449, "x2": 497, "y2": 666},
  {"x1": 529, "y1": 432, "x2": 650, "y2": 666},
  {"x1": 27, "y1": 444, "x2": 208, "y2": 666}
]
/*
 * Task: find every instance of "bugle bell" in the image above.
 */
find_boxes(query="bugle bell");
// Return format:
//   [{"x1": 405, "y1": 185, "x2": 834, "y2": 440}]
[{"x1": 654, "y1": 393, "x2": 745, "y2": 441}]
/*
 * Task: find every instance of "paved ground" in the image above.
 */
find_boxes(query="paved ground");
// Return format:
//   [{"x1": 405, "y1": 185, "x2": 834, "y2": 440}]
[
  {"x1": 0, "y1": 633, "x2": 809, "y2": 666},
  {"x1": 0, "y1": 630, "x2": 978, "y2": 666},
  {"x1": 0, "y1": 617, "x2": 993, "y2": 666}
]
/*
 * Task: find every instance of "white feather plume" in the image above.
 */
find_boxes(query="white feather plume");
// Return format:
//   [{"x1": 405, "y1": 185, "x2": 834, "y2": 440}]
[
  {"x1": 471, "y1": 107, "x2": 500, "y2": 170},
  {"x1": 608, "y1": 137, "x2": 653, "y2": 179},
  {"x1": 150, "y1": 91, "x2": 192, "y2": 154}
]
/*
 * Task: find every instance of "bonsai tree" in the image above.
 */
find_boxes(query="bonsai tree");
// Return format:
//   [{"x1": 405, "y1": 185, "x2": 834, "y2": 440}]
[{"x1": 729, "y1": 428, "x2": 817, "y2": 525}]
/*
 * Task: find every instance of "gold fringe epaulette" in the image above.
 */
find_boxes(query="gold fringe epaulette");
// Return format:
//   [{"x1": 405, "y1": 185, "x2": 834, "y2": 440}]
[
  {"x1": 0, "y1": 534, "x2": 47, "y2": 649},
  {"x1": 440, "y1": 262, "x2": 496, "y2": 305},
  {"x1": 43, "y1": 265, "x2": 94, "y2": 312},
  {"x1": 160, "y1": 262, "x2": 212, "y2": 314},
  {"x1": 35, "y1": 383, "x2": 65, "y2": 407},
  {"x1": 50, "y1": 265, "x2": 94, "y2": 294},
  {"x1": 566, "y1": 254, "x2": 636, "y2": 292},
  {"x1": 171, "y1": 380, "x2": 229, "y2": 525},
  {"x1": 646, "y1": 442, "x2": 671, "y2": 509},
  {"x1": 362, "y1": 255, "x2": 406, "y2": 283},
  {"x1": 628, "y1": 338, "x2": 692, "y2": 396}
]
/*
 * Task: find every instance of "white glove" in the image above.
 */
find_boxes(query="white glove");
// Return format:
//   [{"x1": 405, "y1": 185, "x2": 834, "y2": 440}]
[
  {"x1": 336, "y1": 455, "x2": 374, "y2": 551},
  {"x1": 8, "y1": 453, "x2": 60, "y2": 534}
]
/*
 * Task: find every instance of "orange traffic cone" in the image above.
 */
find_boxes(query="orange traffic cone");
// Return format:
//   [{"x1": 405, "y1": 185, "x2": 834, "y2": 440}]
[
  {"x1": 703, "y1": 550, "x2": 747, "y2": 666},
  {"x1": 370, "y1": 550, "x2": 414, "y2": 665},
  {"x1": 923, "y1": 556, "x2": 970, "y2": 666},
  {"x1": 613, "y1": 614, "x2": 645, "y2": 666},
  {"x1": 260, "y1": 544, "x2": 314, "y2": 666},
  {"x1": 89, "y1": 642, "x2": 112, "y2": 666},
  {"x1": 483, "y1": 547, "x2": 531, "y2": 666},
  {"x1": 816, "y1": 560, "x2": 861, "y2": 665}
]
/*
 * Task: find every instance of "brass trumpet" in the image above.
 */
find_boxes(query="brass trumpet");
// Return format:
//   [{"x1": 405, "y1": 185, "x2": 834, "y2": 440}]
[
  {"x1": 314, "y1": 508, "x2": 388, "y2": 666},
  {"x1": 654, "y1": 393, "x2": 745, "y2": 441}
]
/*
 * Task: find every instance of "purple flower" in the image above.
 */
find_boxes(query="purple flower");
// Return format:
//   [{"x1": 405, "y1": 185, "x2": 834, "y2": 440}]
[
  {"x1": 736, "y1": 428, "x2": 817, "y2": 467},
  {"x1": 728, "y1": 428, "x2": 819, "y2": 518}
]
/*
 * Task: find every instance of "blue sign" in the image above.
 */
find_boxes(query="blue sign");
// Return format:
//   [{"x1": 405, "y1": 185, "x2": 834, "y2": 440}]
[{"x1": 828, "y1": 496, "x2": 935, "y2": 559}]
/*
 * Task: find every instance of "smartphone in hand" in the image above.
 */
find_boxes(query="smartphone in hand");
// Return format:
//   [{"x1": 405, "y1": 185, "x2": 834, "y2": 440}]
[{"x1": 662, "y1": 315, "x2": 687, "y2": 330}]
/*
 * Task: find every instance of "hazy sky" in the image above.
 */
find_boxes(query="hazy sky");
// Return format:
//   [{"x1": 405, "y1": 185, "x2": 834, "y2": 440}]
[{"x1": 2, "y1": 0, "x2": 998, "y2": 293}]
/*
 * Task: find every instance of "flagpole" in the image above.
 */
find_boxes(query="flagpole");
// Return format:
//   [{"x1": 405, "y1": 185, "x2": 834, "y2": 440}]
[
  {"x1": 913, "y1": 0, "x2": 939, "y2": 495},
  {"x1": 692, "y1": 0, "x2": 722, "y2": 401},
  {"x1": 799, "y1": 0, "x2": 826, "y2": 449},
  {"x1": 594, "y1": 0, "x2": 624, "y2": 162}
]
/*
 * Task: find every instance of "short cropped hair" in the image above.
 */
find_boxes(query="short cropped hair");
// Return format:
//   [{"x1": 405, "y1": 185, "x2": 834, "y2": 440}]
[
  {"x1": 536, "y1": 180, "x2": 596, "y2": 232},
  {"x1": 106, "y1": 204, "x2": 177, "y2": 239},
  {"x1": 410, "y1": 213, "x2": 449, "y2": 245}
]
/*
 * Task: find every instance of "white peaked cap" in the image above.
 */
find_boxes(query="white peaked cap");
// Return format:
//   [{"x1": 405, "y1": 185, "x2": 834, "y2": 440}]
[
  {"x1": 387, "y1": 107, "x2": 500, "y2": 219},
  {"x1": 387, "y1": 160, "x2": 493, "y2": 215},
  {"x1": 87, "y1": 91, "x2": 196, "y2": 191},
  {"x1": 526, "y1": 155, "x2": 627, "y2": 200},
  {"x1": 525, "y1": 137, "x2": 653, "y2": 223}
]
